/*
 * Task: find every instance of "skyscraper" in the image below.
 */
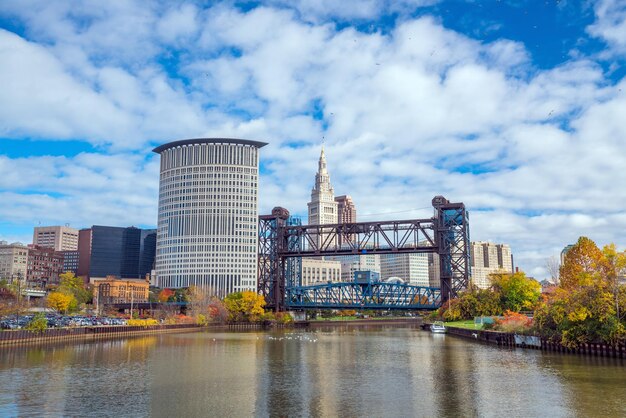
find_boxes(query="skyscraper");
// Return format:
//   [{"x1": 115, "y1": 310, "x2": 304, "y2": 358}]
[
  {"x1": 304, "y1": 146, "x2": 349, "y2": 281},
  {"x1": 153, "y1": 138, "x2": 266, "y2": 296},
  {"x1": 307, "y1": 146, "x2": 338, "y2": 227}
]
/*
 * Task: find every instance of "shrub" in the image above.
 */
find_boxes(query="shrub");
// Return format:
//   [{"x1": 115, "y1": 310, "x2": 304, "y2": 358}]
[
  {"x1": 127, "y1": 318, "x2": 159, "y2": 326},
  {"x1": 493, "y1": 310, "x2": 532, "y2": 333},
  {"x1": 25, "y1": 312, "x2": 48, "y2": 332}
]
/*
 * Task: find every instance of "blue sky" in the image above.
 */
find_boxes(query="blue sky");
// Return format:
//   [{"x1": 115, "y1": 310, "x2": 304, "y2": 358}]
[{"x1": 1, "y1": 0, "x2": 626, "y2": 278}]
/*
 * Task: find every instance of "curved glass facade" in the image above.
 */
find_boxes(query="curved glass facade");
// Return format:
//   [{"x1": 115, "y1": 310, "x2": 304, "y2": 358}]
[{"x1": 153, "y1": 138, "x2": 266, "y2": 297}]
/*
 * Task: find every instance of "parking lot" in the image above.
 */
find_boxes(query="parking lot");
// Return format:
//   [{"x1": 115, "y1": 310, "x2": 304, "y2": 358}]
[{"x1": 0, "y1": 314, "x2": 128, "y2": 329}]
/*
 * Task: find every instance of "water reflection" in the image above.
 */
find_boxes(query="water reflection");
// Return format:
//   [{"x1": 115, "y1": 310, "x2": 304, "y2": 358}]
[{"x1": 0, "y1": 326, "x2": 625, "y2": 417}]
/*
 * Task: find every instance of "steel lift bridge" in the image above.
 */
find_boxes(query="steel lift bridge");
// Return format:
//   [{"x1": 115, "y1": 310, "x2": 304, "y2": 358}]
[{"x1": 258, "y1": 196, "x2": 470, "y2": 312}]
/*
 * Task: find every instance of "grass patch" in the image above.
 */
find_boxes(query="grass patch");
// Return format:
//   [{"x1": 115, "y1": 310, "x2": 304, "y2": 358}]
[{"x1": 444, "y1": 320, "x2": 484, "y2": 330}]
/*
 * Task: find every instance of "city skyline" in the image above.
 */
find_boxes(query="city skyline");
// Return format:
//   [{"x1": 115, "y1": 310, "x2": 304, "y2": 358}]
[{"x1": 1, "y1": 1, "x2": 626, "y2": 279}]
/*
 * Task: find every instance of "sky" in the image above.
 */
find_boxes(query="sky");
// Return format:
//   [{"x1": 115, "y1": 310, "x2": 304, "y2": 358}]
[{"x1": 1, "y1": 0, "x2": 625, "y2": 279}]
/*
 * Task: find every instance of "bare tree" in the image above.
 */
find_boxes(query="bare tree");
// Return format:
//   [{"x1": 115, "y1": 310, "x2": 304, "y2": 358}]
[
  {"x1": 545, "y1": 256, "x2": 560, "y2": 285},
  {"x1": 188, "y1": 285, "x2": 213, "y2": 321}
]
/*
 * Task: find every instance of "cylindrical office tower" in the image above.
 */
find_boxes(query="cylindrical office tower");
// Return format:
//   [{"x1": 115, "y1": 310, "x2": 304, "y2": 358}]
[{"x1": 153, "y1": 138, "x2": 267, "y2": 297}]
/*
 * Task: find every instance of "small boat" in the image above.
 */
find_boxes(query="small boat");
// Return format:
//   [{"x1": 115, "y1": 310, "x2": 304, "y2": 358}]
[{"x1": 430, "y1": 321, "x2": 446, "y2": 333}]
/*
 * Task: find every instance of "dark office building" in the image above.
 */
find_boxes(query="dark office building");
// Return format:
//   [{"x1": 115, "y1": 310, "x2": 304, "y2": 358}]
[
  {"x1": 139, "y1": 229, "x2": 156, "y2": 278},
  {"x1": 61, "y1": 250, "x2": 79, "y2": 274},
  {"x1": 77, "y1": 226, "x2": 156, "y2": 282}
]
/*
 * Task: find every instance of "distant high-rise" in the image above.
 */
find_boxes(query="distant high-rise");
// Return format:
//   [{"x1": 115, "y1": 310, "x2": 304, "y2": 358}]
[
  {"x1": 33, "y1": 226, "x2": 79, "y2": 251},
  {"x1": 470, "y1": 241, "x2": 514, "y2": 288},
  {"x1": 560, "y1": 244, "x2": 574, "y2": 265},
  {"x1": 153, "y1": 138, "x2": 266, "y2": 296},
  {"x1": 335, "y1": 195, "x2": 356, "y2": 224}
]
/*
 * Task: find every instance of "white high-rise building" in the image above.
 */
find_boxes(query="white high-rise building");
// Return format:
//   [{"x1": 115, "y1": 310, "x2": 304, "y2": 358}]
[
  {"x1": 33, "y1": 226, "x2": 79, "y2": 251},
  {"x1": 153, "y1": 138, "x2": 266, "y2": 297},
  {"x1": 380, "y1": 253, "x2": 429, "y2": 286},
  {"x1": 470, "y1": 241, "x2": 514, "y2": 289}
]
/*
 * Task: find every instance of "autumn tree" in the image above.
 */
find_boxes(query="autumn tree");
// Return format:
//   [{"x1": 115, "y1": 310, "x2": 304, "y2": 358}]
[
  {"x1": 223, "y1": 291, "x2": 266, "y2": 322},
  {"x1": 559, "y1": 237, "x2": 608, "y2": 290},
  {"x1": 47, "y1": 291, "x2": 77, "y2": 314},
  {"x1": 602, "y1": 244, "x2": 626, "y2": 320},
  {"x1": 534, "y1": 237, "x2": 626, "y2": 347},
  {"x1": 58, "y1": 272, "x2": 92, "y2": 306},
  {"x1": 207, "y1": 298, "x2": 229, "y2": 323},
  {"x1": 158, "y1": 288, "x2": 175, "y2": 302}
]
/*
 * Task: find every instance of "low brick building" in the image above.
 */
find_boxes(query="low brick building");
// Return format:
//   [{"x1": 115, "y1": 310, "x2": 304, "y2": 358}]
[
  {"x1": 26, "y1": 245, "x2": 64, "y2": 288},
  {"x1": 92, "y1": 276, "x2": 150, "y2": 305}
]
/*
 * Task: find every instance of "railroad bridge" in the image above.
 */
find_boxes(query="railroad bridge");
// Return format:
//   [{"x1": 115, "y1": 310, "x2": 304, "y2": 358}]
[{"x1": 258, "y1": 196, "x2": 470, "y2": 311}]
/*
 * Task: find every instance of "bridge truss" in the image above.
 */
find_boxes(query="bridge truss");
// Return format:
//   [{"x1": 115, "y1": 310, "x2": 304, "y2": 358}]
[{"x1": 258, "y1": 196, "x2": 470, "y2": 311}]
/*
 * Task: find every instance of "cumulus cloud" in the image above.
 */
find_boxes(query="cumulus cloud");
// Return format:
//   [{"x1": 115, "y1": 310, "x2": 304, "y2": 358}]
[
  {"x1": 0, "y1": 1, "x2": 625, "y2": 278},
  {"x1": 587, "y1": 0, "x2": 626, "y2": 55}
]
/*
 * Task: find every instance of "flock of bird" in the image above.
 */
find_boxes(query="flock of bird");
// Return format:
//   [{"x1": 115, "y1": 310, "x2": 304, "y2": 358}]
[{"x1": 266, "y1": 334, "x2": 319, "y2": 343}]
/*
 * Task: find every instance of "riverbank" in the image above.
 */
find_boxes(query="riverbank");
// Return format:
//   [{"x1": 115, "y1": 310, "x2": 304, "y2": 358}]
[
  {"x1": 444, "y1": 325, "x2": 626, "y2": 359},
  {"x1": 0, "y1": 324, "x2": 204, "y2": 347}
]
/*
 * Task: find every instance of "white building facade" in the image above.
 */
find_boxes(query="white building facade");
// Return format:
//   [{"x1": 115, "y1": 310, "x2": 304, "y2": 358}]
[
  {"x1": 0, "y1": 243, "x2": 28, "y2": 282},
  {"x1": 301, "y1": 258, "x2": 342, "y2": 286},
  {"x1": 153, "y1": 138, "x2": 266, "y2": 297},
  {"x1": 470, "y1": 241, "x2": 514, "y2": 289},
  {"x1": 380, "y1": 253, "x2": 430, "y2": 287}
]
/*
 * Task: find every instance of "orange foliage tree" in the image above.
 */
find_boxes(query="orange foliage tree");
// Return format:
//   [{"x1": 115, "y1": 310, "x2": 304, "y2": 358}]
[{"x1": 158, "y1": 288, "x2": 175, "y2": 302}]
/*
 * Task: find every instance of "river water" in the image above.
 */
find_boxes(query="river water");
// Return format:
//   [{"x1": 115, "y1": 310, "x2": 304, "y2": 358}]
[{"x1": 0, "y1": 324, "x2": 624, "y2": 417}]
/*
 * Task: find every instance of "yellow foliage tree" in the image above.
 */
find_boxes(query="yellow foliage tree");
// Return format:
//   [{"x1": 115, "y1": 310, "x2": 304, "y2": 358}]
[
  {"x1": 559, "y1": 237, "x2": 607, "y2": 290},
  {"x1": 47, "y1": 291, "x2": 76, "y2": 314},
  {"x1": 223, "y1": 291, "x2": 267, "y2": 322}
]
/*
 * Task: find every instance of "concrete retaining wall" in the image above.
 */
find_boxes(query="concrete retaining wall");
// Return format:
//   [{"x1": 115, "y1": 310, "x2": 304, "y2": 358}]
[
  {"x1": 446, "y1": 326, "x2": 626, "y2": 358},
  {"x1": 0, "y1": 324, "x2": 203, "y2": 347}
]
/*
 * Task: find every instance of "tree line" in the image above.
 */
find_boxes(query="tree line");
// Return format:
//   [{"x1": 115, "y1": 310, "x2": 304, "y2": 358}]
[{"x1": 435, "y1": 236, "x2": 626, "y2": 347}]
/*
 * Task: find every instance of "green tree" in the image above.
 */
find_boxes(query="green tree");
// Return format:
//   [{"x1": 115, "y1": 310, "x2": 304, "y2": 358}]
[
  {"x1": 58, "y1": 272, "x2": 92, "y2": 306},
  {"x1": 25, "y1": 312, "x2": 48, "y2": 332},
  {"x1": 602, "y1": 244, "x2": 626, "y2": 321},
  {"x1": 490, "y1": 271, "x2": 541, "y2": 312}
]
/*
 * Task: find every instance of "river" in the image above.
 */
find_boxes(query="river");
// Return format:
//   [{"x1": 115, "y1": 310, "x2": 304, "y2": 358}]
[{"x1": 0, "y1": 324, "x2": 624, "y2": 417}]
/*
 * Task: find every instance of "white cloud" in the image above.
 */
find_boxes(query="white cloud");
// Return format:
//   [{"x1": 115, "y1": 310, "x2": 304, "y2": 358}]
[
  {"x1": 587, "y1": 0, "x2": 626, "y2": 55},
  {"x1": 0, "y1": 1, "x2": 625, "y2": 278}
]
